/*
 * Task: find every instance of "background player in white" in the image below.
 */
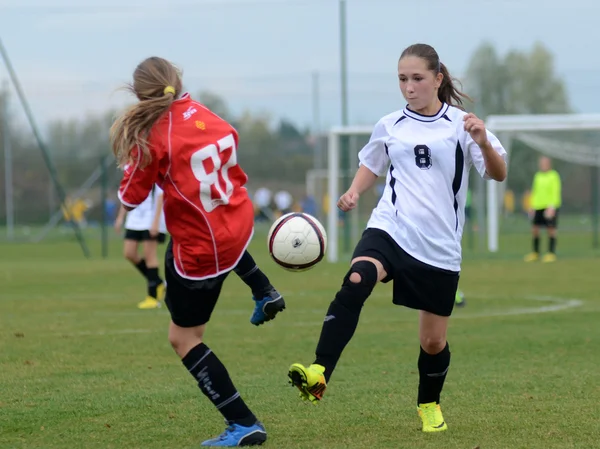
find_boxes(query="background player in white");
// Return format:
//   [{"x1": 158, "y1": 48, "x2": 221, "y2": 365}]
[
  {"x1": 274, "y1": 190, "x2": 293, "y2": 217},
  {"x1": 114, "y1": 184, "x2": 167, "y2": 309},
  {"x1": 288, "y1": 43, "x2": 507, "y2": 433},
  {"x1": 253, "y1": 186, "x2": 273, "y2": 222}
]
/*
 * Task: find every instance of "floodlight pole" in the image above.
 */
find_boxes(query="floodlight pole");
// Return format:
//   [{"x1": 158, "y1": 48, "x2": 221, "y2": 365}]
[
  {"x1": 339, "y1": 0, "x2": 348, "y2": 128},
  {"x1": 2, "y1": 80, "x2": 13, "y2": 240},
  {"x1": 339, "y1": 0, "x2": 352, "y2": 253}
]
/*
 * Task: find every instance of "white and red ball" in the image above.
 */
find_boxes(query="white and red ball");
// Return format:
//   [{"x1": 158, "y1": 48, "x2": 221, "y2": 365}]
[{"x1": 267, "y1": 213, "x2": 327, "y2": 271}]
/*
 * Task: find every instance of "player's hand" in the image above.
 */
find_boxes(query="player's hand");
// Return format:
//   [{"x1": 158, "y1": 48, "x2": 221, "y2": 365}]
[
  {"x1": 337, "y1": 190, "x2": 359, "y2": 212},
  {"x1": 463, "y1": 113, "x2": 489, "y2": 147},
  {"x1": 528, "y1": 209, "x2": 534, "y2": 220},
  {"x1": 544, "y1": 207, "x2": 555, "y2": 219},
  {"x1": 149, "y1": 225, "x2": 159, "y2": 238}
]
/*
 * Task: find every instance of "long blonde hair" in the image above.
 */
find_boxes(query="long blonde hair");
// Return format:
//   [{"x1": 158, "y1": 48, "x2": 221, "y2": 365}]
[{"x1": 110, "y1": 57, "x2": 183, "y2": 168}]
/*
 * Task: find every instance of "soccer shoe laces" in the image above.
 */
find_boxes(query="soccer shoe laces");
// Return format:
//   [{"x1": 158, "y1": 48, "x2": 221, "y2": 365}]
[{"x1": 215, "y1": 420, "x2": 237, "y2": 440}]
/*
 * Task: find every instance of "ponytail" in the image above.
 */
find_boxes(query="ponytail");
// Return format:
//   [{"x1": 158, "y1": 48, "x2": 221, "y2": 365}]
[
  {"x1": 110, "y1": 92, "x2": 175, "y2": 168},
  {"x1": 438, "y1": 63, "x2": 472, "y2": 110},
  {"x1": 110, "y1": 56, "x2": 182, "y2": 169}
]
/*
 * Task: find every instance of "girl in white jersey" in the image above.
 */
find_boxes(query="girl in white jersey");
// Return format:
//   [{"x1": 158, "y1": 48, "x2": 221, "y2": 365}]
[
  {"x1": 114, "y1": 184, "x2": 167, "y2": 309},
  {"x1": 288, "y1": 43, "x2": 507, "y2": 433}
]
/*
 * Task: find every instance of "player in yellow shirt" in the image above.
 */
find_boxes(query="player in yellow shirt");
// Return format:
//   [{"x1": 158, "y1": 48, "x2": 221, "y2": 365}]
[{"x1": 524, "y1": 157, "x2": 561, "y2": 263}]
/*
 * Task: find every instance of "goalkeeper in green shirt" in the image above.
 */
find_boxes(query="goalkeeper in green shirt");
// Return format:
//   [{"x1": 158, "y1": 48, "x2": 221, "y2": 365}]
[{"x1": 524, "y1": 157, "x2": 561, "y2": 263}]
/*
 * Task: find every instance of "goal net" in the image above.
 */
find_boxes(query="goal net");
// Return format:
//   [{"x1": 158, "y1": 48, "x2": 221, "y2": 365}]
[
  {"x1": 485, "y1": 113, "x2": 600, "y2": 254},
  {"x1": 326, "y1": 114, "x2": 600, "y2": 263}
]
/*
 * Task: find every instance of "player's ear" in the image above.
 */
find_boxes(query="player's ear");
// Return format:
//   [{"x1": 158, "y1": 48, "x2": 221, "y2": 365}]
[{"x1": 434, "y1": 71, "x2": 443, "y2": 89}]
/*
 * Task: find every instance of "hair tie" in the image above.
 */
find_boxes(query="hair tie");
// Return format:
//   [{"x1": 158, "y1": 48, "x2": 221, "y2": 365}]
[{"x1": 163, "y1": 86, "x2": 176, "y2": 96}]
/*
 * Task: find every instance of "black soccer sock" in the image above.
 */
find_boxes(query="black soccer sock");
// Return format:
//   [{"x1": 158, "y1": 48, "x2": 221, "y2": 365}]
[
  {"x1": 533, "y1": 236, "x2": 540, "y2": 253},
  {"x1": 234, "y1": 251, "x2": 272, "y2": 298},
  {"x1": 135, "y1": 259, "x2": 148, "y2": 278},
  {"x1": 417, "y1": 343, "x2": 451, "y2": 405},
  {"x1": 314, "y1": 261, "x2": 378, "y2": 382},
  {"x1": 182, "y1": 343, "x2": 257, "y2": 427},
  {"x1": 549, "y1": 236, "x2": 556, "y2": 254},
  {"x1": 146, "y1": 267, "x2": 163, "y2": 298}
]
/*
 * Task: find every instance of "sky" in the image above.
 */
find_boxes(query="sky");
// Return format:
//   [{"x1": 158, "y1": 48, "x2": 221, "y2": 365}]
[{"x1": 0, "y1": 0, "x2": 599, "y2": 133}]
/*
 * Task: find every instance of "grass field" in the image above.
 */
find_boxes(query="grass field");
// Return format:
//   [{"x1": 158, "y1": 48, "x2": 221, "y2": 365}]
[{"x1": 1, "y1": 225, "x2": 599, "y2": 449}]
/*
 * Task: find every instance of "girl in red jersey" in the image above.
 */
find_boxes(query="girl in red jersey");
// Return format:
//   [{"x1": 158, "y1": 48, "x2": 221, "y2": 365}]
[{"x1": 111, "y1": 56, "x2": 284, "y2": 447}]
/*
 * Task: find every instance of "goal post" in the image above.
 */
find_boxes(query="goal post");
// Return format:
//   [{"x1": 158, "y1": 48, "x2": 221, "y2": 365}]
[{"x1": 327, "y1": 126, "x2": 373, "y2": 262}]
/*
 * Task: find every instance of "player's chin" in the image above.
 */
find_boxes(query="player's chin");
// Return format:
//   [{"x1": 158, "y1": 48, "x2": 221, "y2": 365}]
[{"x1": 406, "y1": 99, "x2": 427, "y2": 111}]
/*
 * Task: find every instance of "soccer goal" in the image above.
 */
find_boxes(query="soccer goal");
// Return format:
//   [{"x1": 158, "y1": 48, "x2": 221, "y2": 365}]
[
  {"x1": 485, "y1": 113, "x2": 600, "y2": 253},
  {"x1": 326, "y1": 114, "x2": 600, "y2": 263}
]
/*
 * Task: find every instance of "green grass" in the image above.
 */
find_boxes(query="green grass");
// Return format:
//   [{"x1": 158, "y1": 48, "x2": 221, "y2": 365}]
[{"x1": 1, "y1": 227, "x2": 599, "y2": 449}]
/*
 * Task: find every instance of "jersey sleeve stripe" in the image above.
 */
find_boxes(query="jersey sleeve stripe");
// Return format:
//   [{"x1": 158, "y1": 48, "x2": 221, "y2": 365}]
[
  {"x1": 117, "y1": 190, "x2": 141, "y2": 208},
  {"x1": 118, "y1": 153, "x2": 141, "y2": 207},
  {"x1": 165, "y1": 111, "x2": 173, "y2": 178}
]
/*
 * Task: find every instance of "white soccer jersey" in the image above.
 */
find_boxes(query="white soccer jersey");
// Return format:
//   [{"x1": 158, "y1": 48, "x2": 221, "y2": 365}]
[
  {"x1": 124, "y1": 184, "x2": 167, "y2": 233},
  {"x1": 274, "y1": 190, "x2": 293, "y2": 210},
  {"x1": 359, "y1": 103, "x2": 506, "y2": 272}
]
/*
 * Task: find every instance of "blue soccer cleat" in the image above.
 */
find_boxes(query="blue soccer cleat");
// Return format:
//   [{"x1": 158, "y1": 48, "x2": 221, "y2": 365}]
[
  {"x1": 201, "y1": 421, "x2": 267, "y2": 447},
  {"x1": 250, "y1": 287, "x2": 285, "y2": 326}
]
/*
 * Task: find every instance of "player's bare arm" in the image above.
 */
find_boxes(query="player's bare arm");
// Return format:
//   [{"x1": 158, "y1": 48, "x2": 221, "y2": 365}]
[
  {"x1": 463, "y1": 113, "x2": 507, "y2": 182},
  {"x1": 149, "y1": 193, "x2": 163, "y2": 237},
  {"x1": 338, "y1": 165, "x2": 378, "y2": 212}
]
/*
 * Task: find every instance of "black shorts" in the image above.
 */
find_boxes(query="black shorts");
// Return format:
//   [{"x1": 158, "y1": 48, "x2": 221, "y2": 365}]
[
  {"x1": 163, "y1": 240, "x2": 230, "y2": 327},
  {"x1": 124, "y1": 229, "x2": 166, "y2": 243},
  {"x1": 532, "y1": 209, "x2": 559, "y2": 228},
  {"x1": 352, "y1": 228, "x2": 460, "y2": 317}
]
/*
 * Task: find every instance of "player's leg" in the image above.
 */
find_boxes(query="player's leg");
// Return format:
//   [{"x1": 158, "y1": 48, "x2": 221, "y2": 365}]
[
  {"x1": 417, "y1": 311, "x2": 450, "y2": 432},
  {"x1": 164, "y1": 243, "x2": 267, "y2": 447},
  {"x1": 233, "y1": 250, "x2": 286, "y2": 326},
  {"x1": 288, "y1": 229, "x2": 391, "y2": 403},
  {"x1": 123, "y1": 231, "x2": 148, "y2": 278},
  {"x1": 391, "y1": 249, "x2": 456, "y2": 433},
  {"x1": 136, "y1": 233, "x2": 165, "y2": 309},
  {"x1": 288, "y1": 256, "x2": 386, "y2": 402},
  {"x1": 143, "y1": 233, "x2": 165, "y2": 298},
  {"x1": 525, "y1": 211, "x2": 543, "y2": 262},
  {"x1": 543, "y1": 211, "x2": 558, "y2": 263}
]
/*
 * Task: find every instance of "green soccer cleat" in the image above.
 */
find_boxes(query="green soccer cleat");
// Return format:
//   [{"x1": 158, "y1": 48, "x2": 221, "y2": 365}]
[
  {"x1": 417, "y1": 402, "x2": 448, "y2": 432},
  {"x1": 288, "y1": 363, "x2": 327, "y2": 403}
]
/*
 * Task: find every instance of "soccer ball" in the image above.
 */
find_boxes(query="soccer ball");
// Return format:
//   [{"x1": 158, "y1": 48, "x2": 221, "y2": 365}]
[{"x1": 267, "y1": 213, "x2": 327, "y2": 271}]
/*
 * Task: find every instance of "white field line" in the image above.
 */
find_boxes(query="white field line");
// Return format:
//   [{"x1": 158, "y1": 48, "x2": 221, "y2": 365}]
[{"x1": 49, "y1": 294, "x2": 584, "y2": 337}]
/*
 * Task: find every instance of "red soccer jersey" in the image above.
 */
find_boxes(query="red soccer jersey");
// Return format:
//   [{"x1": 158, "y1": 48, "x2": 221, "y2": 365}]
[{"x1": 118, "y1": 93, "x2": 255, "y2": 280}]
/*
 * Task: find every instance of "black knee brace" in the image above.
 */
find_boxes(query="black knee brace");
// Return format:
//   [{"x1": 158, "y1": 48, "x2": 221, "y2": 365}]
[{"x1": 332, "y1": 260, "x2": 378, "y2": 312}]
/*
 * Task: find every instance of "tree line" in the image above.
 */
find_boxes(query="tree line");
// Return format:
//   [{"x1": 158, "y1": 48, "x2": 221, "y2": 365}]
[{"x1": 0, "y1": 41, "x2": 590, "y2": 224}]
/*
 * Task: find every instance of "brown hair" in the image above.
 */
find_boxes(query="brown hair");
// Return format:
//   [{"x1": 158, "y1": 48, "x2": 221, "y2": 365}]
[
  {"x1": 110, "y1": 56, "x2": 183, "y2": 168},
  {"x1": 400, "y1": 43, "x2": 471, "y2": 109}
]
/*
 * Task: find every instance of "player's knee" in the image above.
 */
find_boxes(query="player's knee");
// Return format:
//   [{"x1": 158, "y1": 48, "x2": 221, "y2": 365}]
[
  {"x1": 349, "y1": 272, "x2": 362, "y2": 284},
  {"x1": 123, "y1": 248, "x2": 137, "y2": 262},
  {"x1": 168, "y1": 324, "x2": 204, "y2": 358},
  {"x1": 333, "y1": 260, "x2": 379, "y2": 312},
  {"x1": 420, "y1": 336, "x2": 447, "y2": 355},
  {"x1": 143, "y1": 242, "x2": 158, "y2": 262}
]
